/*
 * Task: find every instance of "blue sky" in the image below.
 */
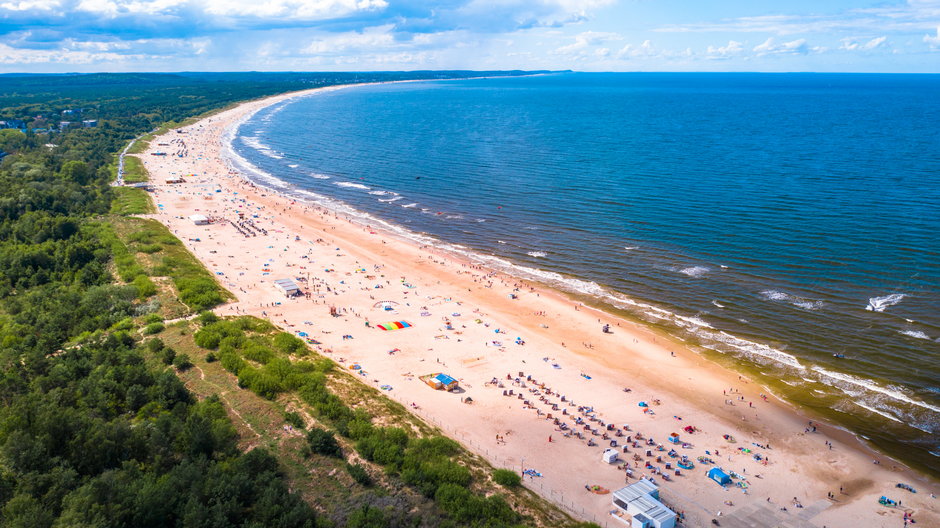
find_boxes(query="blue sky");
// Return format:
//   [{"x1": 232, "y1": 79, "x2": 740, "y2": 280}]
[{"x1": 1, "y1": 0, "x2": 938, "y2": 72}]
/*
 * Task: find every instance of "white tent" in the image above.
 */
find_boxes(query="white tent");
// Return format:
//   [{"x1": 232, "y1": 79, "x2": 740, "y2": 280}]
[{"x1": 189, "y1": 214, "x2": 208, "y2": 225}]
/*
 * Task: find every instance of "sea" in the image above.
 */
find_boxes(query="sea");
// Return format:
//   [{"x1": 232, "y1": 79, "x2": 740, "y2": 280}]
[{"x1": 226, "y1": 73, "x2": 940, "y2": 477}]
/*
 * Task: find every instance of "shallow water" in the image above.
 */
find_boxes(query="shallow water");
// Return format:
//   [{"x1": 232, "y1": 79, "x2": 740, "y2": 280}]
[{"x1": 230, "y1": 73, "x2": 940, "y2": 476}]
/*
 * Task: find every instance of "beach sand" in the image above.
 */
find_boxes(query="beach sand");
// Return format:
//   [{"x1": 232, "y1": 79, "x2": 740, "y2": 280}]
[{"x1": 139, "y1": 85, "x2": 939, "y2": 527}]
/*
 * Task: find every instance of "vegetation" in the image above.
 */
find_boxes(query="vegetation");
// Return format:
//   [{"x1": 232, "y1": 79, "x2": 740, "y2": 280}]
[
  {"x1": 0, "y1": 71, "x2": 574, "y2": 528},
  {"x1": 494, "y1": 469, "x2": 523, "y2": 488}
]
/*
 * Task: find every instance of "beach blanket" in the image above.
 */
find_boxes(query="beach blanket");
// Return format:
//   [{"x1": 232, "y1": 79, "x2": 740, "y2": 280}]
[{"x1": 377, "y1": 321, "x2": 412, "y2": 331}]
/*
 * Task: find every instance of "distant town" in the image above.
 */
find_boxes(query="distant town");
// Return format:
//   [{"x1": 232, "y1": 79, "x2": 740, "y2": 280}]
[{"x1": 0, "y1": 107, "x2": 97, "y2": 134}]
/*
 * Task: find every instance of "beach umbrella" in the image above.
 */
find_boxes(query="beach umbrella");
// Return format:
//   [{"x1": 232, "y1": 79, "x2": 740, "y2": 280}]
[{"x1": 638, "y1": 401, "x2": 648, "y2": 407}]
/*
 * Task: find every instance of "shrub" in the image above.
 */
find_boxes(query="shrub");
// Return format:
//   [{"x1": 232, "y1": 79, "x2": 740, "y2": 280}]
[
  {"x1": 493, "y1": 468, "x2": 522, "y2": 488},
  {"x1": 346, "y1": 505, "x2": 386, "y2": 528},
  {"x1": 143, "y1": 322, "x2": 164, "y2": 334},
  {"x1": 193, "y1": 329, "x2": 221, "y2": 349},
  {"x1": 132, "y1": 275, "x2": 157, "y2": 298},
  {"x1": 283, "y1": 411, "x2": 305, "y2": 430},
  {"x1": 160, "y1": 347, "x2": 176, "y2": 365},
  {"x1": 273, "y1": 332, "x2": 306, "y2": 356},
  {"x1": 205, "y1": 352, "x2": 217, "y2": 363},
  {"x1": 146, "y1": 337, "x2": 165, "y2": 352},
  {"x1": 346, "y1": 463, "x2": 372, "y2": 487},
  {"x1": 143, "y1": 313, "x2": 163, "y2": 324},
  {"x1": 197, "y1": 311, "x2": 219, "y2": 326},
  {"x1": 304, "y1": 427, "x2": 342, "y2": 458},
  {"x1": 173, "y1": 354, "x2": 193, "y2": 371}
]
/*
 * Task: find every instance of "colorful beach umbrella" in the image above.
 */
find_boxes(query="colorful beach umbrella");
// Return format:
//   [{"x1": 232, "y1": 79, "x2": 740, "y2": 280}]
[{"x1": 376, "y1": 321, "x2": 413, "y2": 331}]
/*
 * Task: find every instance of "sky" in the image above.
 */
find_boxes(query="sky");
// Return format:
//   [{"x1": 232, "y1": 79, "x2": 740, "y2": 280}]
[{"x1": 0, "y1": 0, "x2": 938, "y2": 73}]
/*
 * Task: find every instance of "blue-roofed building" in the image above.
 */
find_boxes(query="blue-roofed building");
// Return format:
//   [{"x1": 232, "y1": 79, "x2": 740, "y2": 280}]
[{"x1": 425, "y1": 373, "x2": 459, "y2": 391}]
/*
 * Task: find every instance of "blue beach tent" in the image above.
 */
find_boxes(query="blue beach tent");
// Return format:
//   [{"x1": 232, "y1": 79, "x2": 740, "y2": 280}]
[{"x1": 707, "y1": 467, "x2": 732, "y2": 486}]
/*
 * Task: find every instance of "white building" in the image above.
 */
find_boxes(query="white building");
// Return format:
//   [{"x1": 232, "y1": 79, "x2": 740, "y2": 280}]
[
  {"x1": 611, "y1": 479, "x2": 677, "y2": 528},
  {"x1": 189, "y1": 214, "x2": 209, "y2": 226},
  {"x1": 273, "y1": 278, "x2": 301, "y2": 297}
]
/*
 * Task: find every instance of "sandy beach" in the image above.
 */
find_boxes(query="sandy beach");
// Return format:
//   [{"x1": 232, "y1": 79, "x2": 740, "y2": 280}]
[{"x1": 139, "y1": 84, "x2": 939, "y2": 528}]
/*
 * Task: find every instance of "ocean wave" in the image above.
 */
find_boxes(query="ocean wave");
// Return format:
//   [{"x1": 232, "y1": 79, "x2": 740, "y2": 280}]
[
  {"x1": 624, "y1": 246, "x2": 638, "y2": 250},
  {"x1": 527, "y1": 251, "x2": 547, "y2": 258},
  {"x1": 311, "y1": 173, "x2": 330, "y2": 180},
  {"x1": 334, "y1": 181, "x2": 371, "y2": 190},
  {"x1": 867, "y1": 293, "x2": 906, "y2": 312},
  {"x1": 369, "y1": 190, "x2": 396, "y2": 196},
  {"x1": 853, "y1": 401, "x2": 903, "y2": 423},
  {"x1": 379, "y1": 196, "x2": 403, "y2": 203},
  {"x1": 760, "y1": 290, "x2": 824, "y2": 311},
  {"x1": 679, "y1": 266, "x2": 710, "y2": 278},
  {"x1": 401, "y1": 203, "x2": 418, "y2": 208},
  {"x1": 898, "y1": 329, "x2": 930, "y2": 340},
  {"x1": 812, "y1": 366, "x2": 940, "y2": 414},
  {"x1": 288, "y1": 164, "x2": 298, "y2": 168},
  {"x1": 712, "y1": 300, "x2": 725, "y2": 308}
]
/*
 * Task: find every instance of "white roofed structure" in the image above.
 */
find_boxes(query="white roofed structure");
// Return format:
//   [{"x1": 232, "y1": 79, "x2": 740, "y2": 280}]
[
  {"x1": 611, "y1": 479, "x2": 676, "y2": 528},
  {"x1": 189, "y1": 214, "x2": 209, "y2": 225},
  {"x1": 273, "y1": 278, "x2": 301, "y2": 297}
]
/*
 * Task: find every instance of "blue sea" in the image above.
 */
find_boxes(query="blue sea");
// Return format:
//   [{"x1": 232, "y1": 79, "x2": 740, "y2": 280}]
[{"x1": 227, "y1": 73, "x2": 940, "y2": 475}]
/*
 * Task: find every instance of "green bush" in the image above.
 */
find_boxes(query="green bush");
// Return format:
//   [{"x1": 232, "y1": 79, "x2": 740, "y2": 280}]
[
  {"x1": 284, "y1": 411, "x2": 305, "y2": 430},
  {"x1": 146, "y1": 337, "x2": 165, "y2": 352},
  {"x1": 143, "y1": 322, "x2": 164, "y2": 334},
  {"x1": 143, "y1": 313, "x2": 163, "y2": 324},
  {"x1": 193, "y1": 328, "x2": 221, "y2": 349},
  {"x1": 304, "y1": 427, "x2": 342, "y2": 458},
  {"x1": 132, "y1": 275, "x2": 157, "y2": 299},
  {"x1": 160, "y1": 346, "x2": 176, "y2": 365},
  {"x1": 493, "y1": 468, "x2": 522, "y2": 488},
  {"x1": 173, "y1": 353, "x2": 193, "y2": 371},
  {"x1": 346, "y1": 463, "x2": 372, "y2": 487},
  {"x1": 273, "y1": 332, "x2": 306, "y2": 356},
  {"x1": 205, "y1": 352, "x2": 217, "y2": 363},
  {"x1": 346, "y1": 505, "x2": 387, "y2": 528},
  {"x1": 197, "y1": 311, "x2": 219, "y2": 325}
]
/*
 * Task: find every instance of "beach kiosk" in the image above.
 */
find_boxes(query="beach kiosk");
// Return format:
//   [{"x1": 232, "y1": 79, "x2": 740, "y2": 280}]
[
  {"x1": 165, "y1": 175, "x2": 185, "y2": 184},
  {"x1": 273, "y1": 278, "x2": 301, "y2": 297},
  {"x1": 425, "y1": 373, "x2": 459, "y2": 391},
  {"x1": 611, "y1": 479, "x2": 677, "y2": 528},
  {"x1": 189, "y1": 214, "x2": 209, "y2": 226},
  {"x1": 603, "y1": 449, "x2": 620, "y2": 464},
  {"x1": 707, "y1": 467, "x2": 732, "y2": 487}
]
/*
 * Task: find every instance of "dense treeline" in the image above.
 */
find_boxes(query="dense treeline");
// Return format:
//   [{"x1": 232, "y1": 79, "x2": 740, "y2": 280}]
[{"x1": 0, "y1": 333, "x2": 317, "y2": 527}]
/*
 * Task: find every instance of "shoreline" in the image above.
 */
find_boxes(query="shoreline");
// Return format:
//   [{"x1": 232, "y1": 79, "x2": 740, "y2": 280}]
[{"x1": 139, "y1": 83, "x2": 940, "y2": 527}]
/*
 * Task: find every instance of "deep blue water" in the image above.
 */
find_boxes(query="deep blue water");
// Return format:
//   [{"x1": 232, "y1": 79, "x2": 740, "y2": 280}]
[{"x1": 229, "y1": 73, "x2": 940, "y2": 474}]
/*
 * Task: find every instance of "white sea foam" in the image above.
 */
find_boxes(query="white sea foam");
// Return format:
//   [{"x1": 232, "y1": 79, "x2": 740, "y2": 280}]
[
  {"x1": 334, "y1": 181, "x2": 371, "y2": 190},
  {"x1": 899, "y1": 330, "x2": 930, "y2": 340},
  {"x1": 311, "y1": 173, "x2": 330, "y2": 179},
  {"x1": 853, "y1": 401, "x2": 903, "y2": 423},
  {"x1": 369, "y1": 190, "x2": 393, "y2": 195},
  {"x1": 812, "y1": 366, "x2": 940, "y2": 414},
  {"x1": 527, "y1": 251, "x2": 547, "y2": 258},
  {"x1": 712, "y1": 300, "x2": 725, "y2": 308},
  {"x1": 445, "y1": 215, "x2": 463, "y2": 219},
  {"x1": 760, "y1": 290, "x2": 824, "y2": 311},
  {"x1": 497, "y1": 240, "x2": 506, "y2": 244},
  {"x1": 288, "y1": 164, "x2": 298, "y2": 168},
  {"x1": 679, "y1": 266, "x2": 710, "y2": 278},
  {"x1": 379, "y1": 196, "x2": 403, "y2": 203},
  {"x1": 624, "y1": 246, "x2": 638, "y2": 250},
  {"x1": 401, "y1": 203, "x2": 418, "y2": 208},
  {"x1": 867, "y1": 293, "x2": 906, "y2": 312}
]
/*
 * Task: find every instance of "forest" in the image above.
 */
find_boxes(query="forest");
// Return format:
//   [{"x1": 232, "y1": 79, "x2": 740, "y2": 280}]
[{"x1": 0, "y1": 72, "x2": 591, "y2": 528}]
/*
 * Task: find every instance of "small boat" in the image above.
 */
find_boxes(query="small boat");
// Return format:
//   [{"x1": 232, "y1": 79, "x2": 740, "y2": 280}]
[{"x1": 833, "y1": 353, "x2": 846, "y2": 359}]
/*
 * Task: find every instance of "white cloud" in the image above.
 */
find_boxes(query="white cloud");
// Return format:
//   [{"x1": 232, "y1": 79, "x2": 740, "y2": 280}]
[
  {"x1": 0, "y1": 42, "x2": 148, "y2": 63},
  {"x1": 925, "y1": 26, "x2": 940, "y2": 48},
  {"x1": 554, "y1": 30, "x2": 621, "y2": 54},
  {"x1": 841, "y1": 36, "x2": 887, "y2": 51},
  {"x1": 753, "y1": 37, "x2": 808, "y2": 56},
  {"x1": 302, "y1": 26, "x2": 396, "y2": 54},
  {"x1": 706, "y1": 40, "x2": 743, "y2": 59}
]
